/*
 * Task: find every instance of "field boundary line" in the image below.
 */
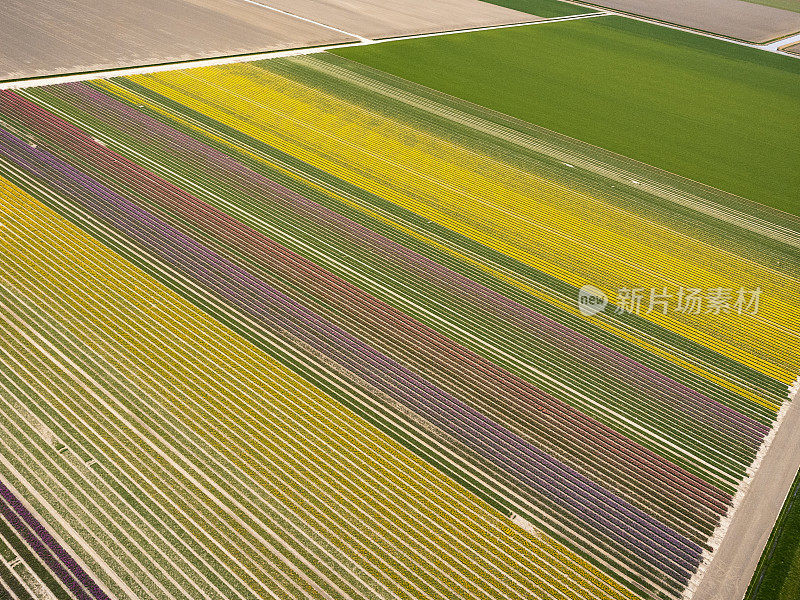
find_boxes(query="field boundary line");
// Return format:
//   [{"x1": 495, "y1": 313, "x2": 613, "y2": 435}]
[
  {"x1": 0, "y1": 12, "x2": 606, "y2": 91},
  {"x1": 0, "y1": 2, "x2": 797, "y2": 92}
]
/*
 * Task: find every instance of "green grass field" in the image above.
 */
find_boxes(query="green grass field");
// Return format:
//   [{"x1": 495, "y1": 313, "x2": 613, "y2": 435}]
[
  {"x1": 333, "y1": 16, "x2": 800, "y2": 215},
  {"x1": 482, "y1": 0, "x2": 597, "y2": 17},
  {"x1": 745, "y1": 469, "x2": 800, "y2": 600}
]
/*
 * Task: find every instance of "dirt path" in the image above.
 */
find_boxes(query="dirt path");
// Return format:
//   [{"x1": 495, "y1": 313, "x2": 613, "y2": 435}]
[
  {"x1": 691, "y1": 385, "x2": 800, "y2": 600},
  {"x1": 764, "y1": 31, "x2": 800, "y2": 50},
  {"x1": 781, "y1": 41, "x2": 800, "y2": 55}
]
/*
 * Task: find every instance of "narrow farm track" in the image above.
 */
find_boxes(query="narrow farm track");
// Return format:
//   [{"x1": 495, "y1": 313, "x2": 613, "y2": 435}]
[{"x1": 0, "y1": 53, "x2": 796, "y2": 600}]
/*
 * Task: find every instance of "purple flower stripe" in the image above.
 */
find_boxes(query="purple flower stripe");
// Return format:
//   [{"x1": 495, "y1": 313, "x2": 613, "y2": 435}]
[
  {"x1": 40, "y1": 84, "x2": 748, "y2": 519},
  {"x1": 12, "y1": 87, "x2": 731, "y2": 528},
  {"x1": 0, "y1": 478, "x2": 110, "y2": 600},
  {"x1": 0, "y1": 126, "x2": 702, "y2": 579},
  {"x1": 59, "y1": 83, "x2": 766, "y2": 445}
]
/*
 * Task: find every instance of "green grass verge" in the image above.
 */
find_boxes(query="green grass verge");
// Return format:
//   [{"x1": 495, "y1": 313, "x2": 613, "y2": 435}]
[
  {"x1": 481, "y1": 0, "x2": 597, "y2": 17},
  {"x1": 332, "y1": 16, "x2": 800, "y2": 215},
  {"x1": 745, "y1": 468, "x2": 800, "y2": 600}
]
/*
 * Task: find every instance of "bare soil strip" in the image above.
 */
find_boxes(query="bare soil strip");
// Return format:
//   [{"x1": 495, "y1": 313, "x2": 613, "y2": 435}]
[
  {"x1": 691, "y1": 384, "x2": 800, "y2": 600},
  {"x1": 245, "y1": 0, "x2": 539, "y2": 39},
  {"x1": 0, "y1": 0, "x2": 355, "y2": 81},
  {"x1": 577, "y1": 0, "x2": 800, "y2": 42}
]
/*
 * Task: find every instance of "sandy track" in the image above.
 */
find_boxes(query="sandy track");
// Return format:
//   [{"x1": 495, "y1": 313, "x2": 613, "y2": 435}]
[
  {"x1": 692, "y1": 385, "x2": 800, "y2": 600},
  {"x1": 783, "y1": 41, "x2": 800, "y2": 54},
  {"x1": 0, "y1": 0, "x2": 356, "y2": 81},
  {"x1": 582, "y1": 0, "x2": 800, "y2": 42},
  {"x1": 249, "y1": 0, "x2": 539, "y2": 39}
]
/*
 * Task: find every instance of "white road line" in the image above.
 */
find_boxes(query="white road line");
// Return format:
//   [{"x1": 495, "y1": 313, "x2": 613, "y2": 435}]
[
  {"x1": 237, "y1": 0, "x2": 373, "y2": 43},
  {"x1": 0, "y1": 12, "x2": 605, "y2": 91},
  {"x1": 765, "y1": 31, "x2": 800, "y2": 51},
  {"x1": 0, "y1": 45, "x2": 344, "y2": 90},
  {"x1": 0, "y1": 0, "x2": 797, "y2": 93}
]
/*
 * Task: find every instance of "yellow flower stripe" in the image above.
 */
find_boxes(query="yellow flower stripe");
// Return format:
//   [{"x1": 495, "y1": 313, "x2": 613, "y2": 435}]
[
  {"x1": 128, "y1": 64, "x2": 799, "y2": 386},
  {"x1": 0, "y1": 173, "x2": 641, "y2": 600},
  {"x1": 90, "y1": 78, "x2": 780, "y2": 412}
]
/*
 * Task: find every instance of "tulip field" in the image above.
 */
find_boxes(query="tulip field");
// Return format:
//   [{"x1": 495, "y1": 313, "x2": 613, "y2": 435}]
[{"x1": 0, "y1": 52, "x2": 797, "y2": 600}]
